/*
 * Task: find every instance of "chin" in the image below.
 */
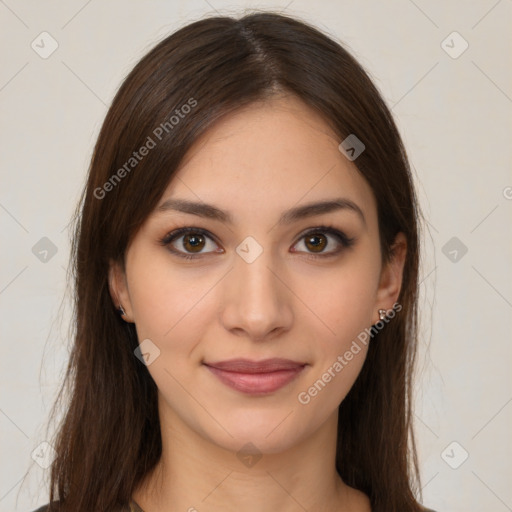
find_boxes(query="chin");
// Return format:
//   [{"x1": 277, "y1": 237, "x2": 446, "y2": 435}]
[
  {"x1": 215, "y1": 429, "x2": 303, "y2": 457},
  {"x1": 200, "y1": 409, "x2": 312, "y2": 456}
]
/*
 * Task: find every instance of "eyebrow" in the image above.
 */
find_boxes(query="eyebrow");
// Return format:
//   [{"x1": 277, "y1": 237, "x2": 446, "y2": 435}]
[{"x1": 155, "y1": 197, "x2": 366, "y2": 226}]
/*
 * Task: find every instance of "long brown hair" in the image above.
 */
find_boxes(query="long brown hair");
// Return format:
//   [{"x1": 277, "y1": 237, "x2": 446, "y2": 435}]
[{"x1": 42, "y1": 10, "x2": 424, "y2": 511}]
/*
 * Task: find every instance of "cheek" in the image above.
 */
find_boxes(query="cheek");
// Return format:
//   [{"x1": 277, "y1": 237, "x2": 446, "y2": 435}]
[
  {"x1": 303, "y1": 254, "x2": 380, "y2": 345},
  {"x1": 126, "y1": 248, "x2": 217, "y2": 345},
  {"x1": 294, "y1": 250, "x2": 380, "y2": 403}
]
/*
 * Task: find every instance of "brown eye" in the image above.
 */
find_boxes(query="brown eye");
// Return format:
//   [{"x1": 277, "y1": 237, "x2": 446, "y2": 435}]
[
  {"x1": 304, "y1": 233, "x2": 327, "y2": 252},
  {"x1": 291, "y1": 226, "x2": 355, "y2": 257},
  {"x1": 160, "y1": 227, "x2": 222, "y2": 259},
  {"x1": 182, "y1": 233, "x2": 205, "y2": 253}
]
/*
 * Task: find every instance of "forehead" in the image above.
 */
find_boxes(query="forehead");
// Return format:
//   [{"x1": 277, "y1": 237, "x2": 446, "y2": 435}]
[{"x1": 158, "y1": 94, "x2": 377, "y2": 227}]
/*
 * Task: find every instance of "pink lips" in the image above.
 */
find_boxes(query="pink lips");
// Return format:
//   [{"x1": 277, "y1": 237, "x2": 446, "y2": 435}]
[{"x1": 204, "y1": 358, "x2": 306, "y2": 394}]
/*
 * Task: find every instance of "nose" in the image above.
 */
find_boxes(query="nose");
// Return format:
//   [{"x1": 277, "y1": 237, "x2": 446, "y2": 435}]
[{"x1": 220, "y1": 248, "x2": 294, "y2": 342}]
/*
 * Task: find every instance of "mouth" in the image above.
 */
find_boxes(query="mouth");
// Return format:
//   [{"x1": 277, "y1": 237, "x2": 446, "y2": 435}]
[{"x1": 203, "y1": 358, "x2": 307, "y2": 395}]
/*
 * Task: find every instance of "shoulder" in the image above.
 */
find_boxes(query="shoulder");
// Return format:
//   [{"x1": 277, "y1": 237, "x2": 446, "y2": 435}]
[{"x1": 30, "y1": 504, "x2": 57, "y2": 512}]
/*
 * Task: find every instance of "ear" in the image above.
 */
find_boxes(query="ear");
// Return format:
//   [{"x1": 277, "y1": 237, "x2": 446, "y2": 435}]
[
  {"x1": 108, "y1": 259, "x2": 134, "y2": 323},
  {"x1": 373, "y1": 232, "x2": 407, "y2": 323}
]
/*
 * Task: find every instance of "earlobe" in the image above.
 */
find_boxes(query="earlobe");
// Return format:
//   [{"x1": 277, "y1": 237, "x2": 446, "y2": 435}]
[
  {"x1": 108, "y1": 259, "x2": 133, "y2": 322},
  {"x1": 375, "y1": 232, "x2": 407, "y2": 319}
]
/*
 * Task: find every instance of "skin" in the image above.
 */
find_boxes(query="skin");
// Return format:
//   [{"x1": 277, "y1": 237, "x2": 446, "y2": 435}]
[{"x1": 109, "y1": 93, "x2": 406, "y2": 512}]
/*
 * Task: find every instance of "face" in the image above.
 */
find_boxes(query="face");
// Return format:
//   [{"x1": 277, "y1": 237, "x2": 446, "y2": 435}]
[{"x1": 110, "y1": 94, "x2": 406, "y2": 454}]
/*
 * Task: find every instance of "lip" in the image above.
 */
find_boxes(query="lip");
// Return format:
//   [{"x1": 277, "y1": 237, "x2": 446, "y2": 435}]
[{"x1": 204, "y1": 358, "x2": 307, "y2": 394}]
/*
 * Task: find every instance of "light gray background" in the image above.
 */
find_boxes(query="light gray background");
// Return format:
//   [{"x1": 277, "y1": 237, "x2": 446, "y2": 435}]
[{"x1": 1, "y1": 1, "x2": 511, "y2": 511}]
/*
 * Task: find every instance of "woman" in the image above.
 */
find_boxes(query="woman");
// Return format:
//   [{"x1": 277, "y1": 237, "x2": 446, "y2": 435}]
[{"x1": 32, "y1": 10, "x2": 436, "y2": 512}]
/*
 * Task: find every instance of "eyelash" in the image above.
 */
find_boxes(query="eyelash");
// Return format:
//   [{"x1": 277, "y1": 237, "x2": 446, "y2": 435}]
[{"x1": 158, "y1": 225, "x2": 355, "y2": 261}]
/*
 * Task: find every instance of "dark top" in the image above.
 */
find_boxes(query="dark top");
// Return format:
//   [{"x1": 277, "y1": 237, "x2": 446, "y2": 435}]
[
  {"x1": 31, "y1": 500, "x2": 144, "y2": 512},
  {"x1": 32, "y1": 500, "x2": 437, "y2": 511}
]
